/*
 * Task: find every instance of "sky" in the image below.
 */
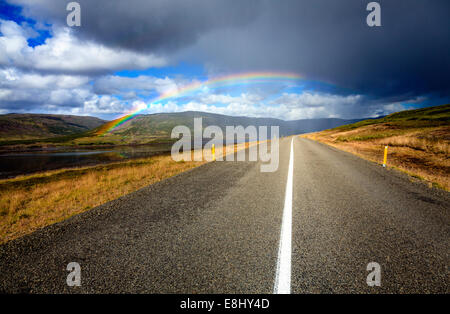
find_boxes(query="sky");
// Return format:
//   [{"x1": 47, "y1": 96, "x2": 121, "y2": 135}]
[{"x1": 0, "y1": 0, "x2": 449, "y2": 121}]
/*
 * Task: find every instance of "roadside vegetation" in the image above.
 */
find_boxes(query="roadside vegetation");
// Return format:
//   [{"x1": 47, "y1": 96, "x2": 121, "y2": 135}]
[
  {"x1": 0, "y1": 142, "x2": 257, "y2": 244},
  {"x1": 0, "y1": 154, "x2": 205, "y2": 244},
  {"x1": 303, "y1": 104, "x2": 450, "y2": 191}
]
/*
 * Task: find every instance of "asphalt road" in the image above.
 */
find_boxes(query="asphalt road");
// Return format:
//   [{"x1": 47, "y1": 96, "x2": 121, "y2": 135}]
[{"x1": 0, "y1": 136, "x2": 448, "y2": 293}]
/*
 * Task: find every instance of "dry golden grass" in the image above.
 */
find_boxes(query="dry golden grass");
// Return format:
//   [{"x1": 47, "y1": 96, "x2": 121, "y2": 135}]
[
  {"x1": 0, "y1": 141, "x2": 260, "y2": 244},
  {"x1": 303, "y1": 124, "x2": 450, "y2": 191},
  {"x1": 0, "y1": 154, "x2": 205, "y2": 244}
]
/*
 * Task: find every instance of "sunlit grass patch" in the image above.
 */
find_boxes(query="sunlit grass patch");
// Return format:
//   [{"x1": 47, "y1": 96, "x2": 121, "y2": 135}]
[
  {"x1": 0, "y1": 154, "x2": 205, "y2": 244},
  {"x1": 303, "y1": 105, "x2": 450, "y2": 191},
  {"x1": 0, "y1": 141, "x2": 262, "y2": 244}
]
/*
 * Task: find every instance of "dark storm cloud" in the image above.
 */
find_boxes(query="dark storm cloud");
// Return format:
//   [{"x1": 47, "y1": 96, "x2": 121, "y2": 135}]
[
  {"x1": 8, "y1": 0, "x2": 450, "y2": 102},
  {"x1": 183, "y1": 0, "x2": 450, "y2": 100},
  {"x1": 10, "y1": 0, "x2": 261, "y2": 52}
]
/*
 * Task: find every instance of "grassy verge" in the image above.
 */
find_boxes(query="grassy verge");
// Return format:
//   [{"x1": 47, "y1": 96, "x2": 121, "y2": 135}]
[
  {"x1": 0, "y1": 154, "x2": 206, "y2": 244},
  {"x1": 302, "y1": 104, "x2": 450, "y2": 191},
  {"x1": 0, "y1": 141, "x2": 260, "y2": 244}
]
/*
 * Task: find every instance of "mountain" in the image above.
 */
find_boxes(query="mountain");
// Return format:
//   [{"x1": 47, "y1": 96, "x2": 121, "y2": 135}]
[
  {"x1": 99, "y1": 111, "x2": 364, "y2": 138},
  {"x1": 0, "y1": 114, "x2": 106, "y2": 140},
  {"x1": 0, "y1": 111, "x2": 366, "y2": 147}
]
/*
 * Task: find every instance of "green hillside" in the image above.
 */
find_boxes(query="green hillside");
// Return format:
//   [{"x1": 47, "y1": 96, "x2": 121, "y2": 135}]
[
  {"x1": 334, "y1": 104, "x2": 450, "y2": 131},
  {"x1": 0, "y1": 114, "x2": 106, "y2": 141},
  {"x1": 305, "y1": 103, "x2": 450, "y2": 190}
]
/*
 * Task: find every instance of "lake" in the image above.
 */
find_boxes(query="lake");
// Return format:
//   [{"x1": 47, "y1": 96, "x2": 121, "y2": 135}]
[{"x1": 0, "y1": 143, "x2": 174, "y2": 179}]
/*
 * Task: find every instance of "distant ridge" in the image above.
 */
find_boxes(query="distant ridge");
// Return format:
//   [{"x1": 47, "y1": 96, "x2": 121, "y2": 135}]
[
  {"x1": 0, "y1": 114, "x2": 106, "y2": 140},
  {"x1": 0, "y1": 111, "x2": 368, "y2": 147},
  {"x1": 101, "y1": 111, "x2": 365, "y2": 138}
]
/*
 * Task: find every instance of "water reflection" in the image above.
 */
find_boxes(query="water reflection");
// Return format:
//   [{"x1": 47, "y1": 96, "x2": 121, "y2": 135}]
[{"x1": 0, "y1": 143, "x2": 173, "y2": 179}]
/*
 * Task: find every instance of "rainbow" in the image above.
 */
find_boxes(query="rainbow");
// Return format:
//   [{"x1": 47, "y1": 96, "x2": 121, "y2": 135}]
[{"x1": 96, "y1": 71, "x2": 301, "y2": 136}]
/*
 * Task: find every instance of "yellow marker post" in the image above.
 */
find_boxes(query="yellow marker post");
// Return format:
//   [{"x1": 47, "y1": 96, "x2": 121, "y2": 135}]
[
  {"x1": 383, "y1": 145, "x2": 388, "y2": 167},
  {"x1": 212, "y1": 144, "x2": 216, "y2": 161}
]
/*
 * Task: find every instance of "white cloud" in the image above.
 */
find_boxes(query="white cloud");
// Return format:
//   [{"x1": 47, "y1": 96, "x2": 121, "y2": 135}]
[
  {"x1": 0, "y1": 19, "x2": 167, "y2": 73},
  {"x1": 272, "y1": 92, "x2": 366, "y2": 119},
  {"x1": 0, "y1": 61, "x2": 416, "y2": 118},
  {"x1": 134, "y1": 90, "x2": 412, "y2": 120},
  {"x1": 93, "y1": 75, "x2": 180, "y2": 95},
  {"x1": 0, "y1": 18, "x2": 421, "y2": 119},
  {"x1": 0, "y1": 68, "x2": 89, "y2": 106},
  {"x1": 0, "y1": 67, "x2": 125, "y2": 113},
  {"x1": 80, "y1": 95, "x2": 128, "y2": 114},
  {"x1": 199, "y1": 93, "x2": 264, "y2": 105},
  {"x1": 0, "y1": 68, "x2": 89, "y2": 89},
  {"x1": 274, "y1": 92, "x2": 362, "y2": 108}
]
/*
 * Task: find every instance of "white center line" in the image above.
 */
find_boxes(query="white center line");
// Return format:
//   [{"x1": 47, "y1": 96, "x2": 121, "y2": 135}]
[{"x1": 274, "y1": 137, "x2": 294, "y2": 294}]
